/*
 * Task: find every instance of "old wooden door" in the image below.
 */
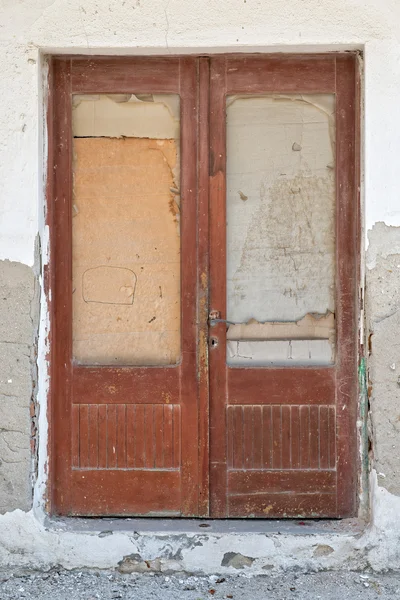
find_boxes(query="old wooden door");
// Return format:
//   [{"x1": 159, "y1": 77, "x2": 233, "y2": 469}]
[
  {"x1": 208, "y1": 55, "x2": 359, "y2": 518},
  {"x1": 50, "y1": 54, "x2": 358, "y2": 518},
  {"x1": 50, "y1": 57, "x2": 208, "y2": 516}
]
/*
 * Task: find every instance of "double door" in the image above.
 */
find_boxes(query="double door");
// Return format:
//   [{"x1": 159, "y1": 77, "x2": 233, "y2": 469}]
[{"x1": 50, "y1": 54, "x2": 358, "y2": 517}]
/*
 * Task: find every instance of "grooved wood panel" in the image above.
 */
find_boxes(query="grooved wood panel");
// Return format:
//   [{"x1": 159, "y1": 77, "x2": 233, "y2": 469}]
[
  {"x1": 72, "y1": 404, "x2": 181, "y2": 470},
  {"x1": 227, "y1": 405, "x2": 336, "y2": 470}
]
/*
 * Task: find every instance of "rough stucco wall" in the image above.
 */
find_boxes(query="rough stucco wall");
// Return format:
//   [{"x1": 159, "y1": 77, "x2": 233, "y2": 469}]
[
  {"x1": 0, "y1": 0, "x2": 400, "y2": 569},
  {"x1": 0, "y1": 261, "x2": 37, "y2": 513},
  {"x1": 1, "y1": 0, "x2": 400, "y2": 268},
  {"x1": 367, "y1": 223, "x2": 400, "y2": 496}
]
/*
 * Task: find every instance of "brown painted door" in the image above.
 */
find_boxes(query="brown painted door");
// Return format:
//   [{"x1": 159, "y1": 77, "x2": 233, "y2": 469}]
[
  {"x1": 209, "y1": 55, "x2": 359, "y2": 518},
  {"x1": 50, "y1": 57, "x2": 207, "y2": 516},
  {"x1": 50, "y1": 55, "x2": 358, "y2": 518}
]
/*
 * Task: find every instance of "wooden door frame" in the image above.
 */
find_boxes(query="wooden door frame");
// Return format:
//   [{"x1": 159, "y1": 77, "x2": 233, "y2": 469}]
[{"x1": 45, "y1": 53, "x2": 360, "y2": 518}]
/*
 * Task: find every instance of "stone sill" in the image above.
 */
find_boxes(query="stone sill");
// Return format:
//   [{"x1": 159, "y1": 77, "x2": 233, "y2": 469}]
[{"x1": 44, "y1": 516, "x2": 365, "y2": 537}]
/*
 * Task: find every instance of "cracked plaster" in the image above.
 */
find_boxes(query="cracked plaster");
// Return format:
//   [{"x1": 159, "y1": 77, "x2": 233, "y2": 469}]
[
  {"x1": 0, "y1": 0, "x2": 400, "y2": 573},
  {"x1": 0, "y1": 471, "x2": 398, "y2": 572},
  {"x1": 0, "y1": 261, "x2": 38, "y2": 513},
  {"x1": 366, "y1": 223, "x2": 400, "y2": 496}
]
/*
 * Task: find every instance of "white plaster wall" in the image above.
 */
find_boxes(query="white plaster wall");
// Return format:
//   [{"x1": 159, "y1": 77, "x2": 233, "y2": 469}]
[
  {"x1": 1, "y1": 0, "x2": 400, "y2": 570},
  {"x1": 1, "y1": 0, "x2": 400, "y2": 264}
]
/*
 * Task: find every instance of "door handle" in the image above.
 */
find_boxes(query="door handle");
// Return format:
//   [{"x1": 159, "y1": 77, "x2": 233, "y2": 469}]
[{"x1": 208, "y1": 310, "x2": 238, "y2": 327}]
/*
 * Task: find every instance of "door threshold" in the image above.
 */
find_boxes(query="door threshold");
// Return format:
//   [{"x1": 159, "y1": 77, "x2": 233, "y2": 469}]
[{"x1": 44, "y1": 516, "x2": 364, "y2": 536}]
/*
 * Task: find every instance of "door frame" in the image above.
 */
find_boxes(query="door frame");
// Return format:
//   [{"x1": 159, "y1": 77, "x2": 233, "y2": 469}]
[{"x1": 46, "y1": 53, "x2": 360, "y2": 518}]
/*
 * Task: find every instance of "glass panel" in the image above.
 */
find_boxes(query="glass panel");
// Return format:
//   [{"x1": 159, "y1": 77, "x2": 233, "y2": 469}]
[
  {"x1": 72, "y1": 94, "x2": 181, "y2": 365},
  {"x1": 226, "y1": 94, "x2": 335, "y2": 366}
]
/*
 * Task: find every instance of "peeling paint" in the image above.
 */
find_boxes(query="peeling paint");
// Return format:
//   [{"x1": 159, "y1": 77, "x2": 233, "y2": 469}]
[
  {"x1": 221, "y1": 552, "x2": 255, "y2": 568},
  {"x1": 227, "y1": 311, "x2": 335, "y2": 342},
  {"x1": 0, "y1": 481, "x2": 398, "y2": 573},
  {"x1": 227, "y1": 338, "x2": 333, "y2": 365}
]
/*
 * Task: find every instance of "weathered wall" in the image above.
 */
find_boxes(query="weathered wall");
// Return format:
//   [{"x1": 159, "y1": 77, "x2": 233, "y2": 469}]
[
  {"x1": 72, "y1": 94, "x2": 181, "y2": 366},
  {"x1": 0, "y1": 261, "x2": 37, "y2": 513},
  {"x1": 0, "y1": 0, "x2": 399, "y2": 572},
  {"x1": 367, "y1": 223, "x2": 400, "y2": 496}
]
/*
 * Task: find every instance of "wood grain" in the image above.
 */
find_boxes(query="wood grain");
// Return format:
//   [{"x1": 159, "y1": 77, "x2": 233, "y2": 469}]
[
  {"x1": 209, "y1": 53, "x2": 358, "y2": 518},
  {"x1": 50, "y1": 53, "x2": 358, "y2": 519},
  {"x1": 51, "y1": 56, "x2": 200, "y2": 517}
]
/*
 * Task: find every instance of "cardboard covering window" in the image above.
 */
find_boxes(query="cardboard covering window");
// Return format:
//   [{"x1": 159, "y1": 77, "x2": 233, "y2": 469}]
[{"x1": 72, "y1": 94, "x2": 181, "y2": 366}]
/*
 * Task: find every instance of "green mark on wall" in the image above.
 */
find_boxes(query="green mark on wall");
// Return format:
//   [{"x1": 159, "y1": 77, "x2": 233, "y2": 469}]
[
  {"x1": 359, "y1": 357, "x2": 369, "y2": 510},
  {"x1": 359, "y1": 357, "x2": 367, "y2": 405}
]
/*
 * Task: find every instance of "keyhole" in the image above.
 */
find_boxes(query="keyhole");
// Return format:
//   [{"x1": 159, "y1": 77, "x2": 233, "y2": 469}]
[{"x1": 210, "y1": 337, "x2": 218, "y2": 348}]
